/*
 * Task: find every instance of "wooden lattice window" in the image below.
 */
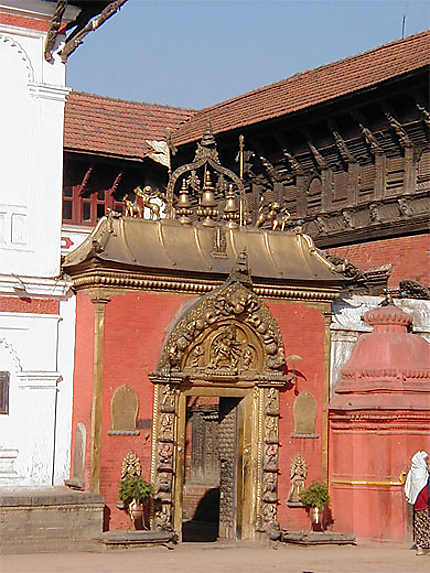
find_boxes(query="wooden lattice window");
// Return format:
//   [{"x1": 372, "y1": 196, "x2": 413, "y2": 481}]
[
  {"x1": 63, "y1": 187, "x2": 124, "y2": 226},
  {"x1": 0, "y1": 372, "x2": 10, "y2": 415}
]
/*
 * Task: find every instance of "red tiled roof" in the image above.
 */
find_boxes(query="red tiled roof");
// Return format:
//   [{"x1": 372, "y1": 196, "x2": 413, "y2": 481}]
[
  {"x1": 64, "y1": 91, "x2": 195, "y2": 161},
  {"x1": 173, "y1": 31, "x2": 430, "y2": 146}
]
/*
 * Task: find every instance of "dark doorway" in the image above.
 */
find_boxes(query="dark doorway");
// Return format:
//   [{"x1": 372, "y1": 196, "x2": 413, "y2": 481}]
[{"x1": 181, "y1": 396, "x2": 241, "y2": 542}]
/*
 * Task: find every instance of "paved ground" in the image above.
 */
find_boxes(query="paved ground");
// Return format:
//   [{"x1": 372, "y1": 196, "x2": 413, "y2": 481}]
[{"x1": 1, "y1": 541, "x2": 429, "y2": 573}]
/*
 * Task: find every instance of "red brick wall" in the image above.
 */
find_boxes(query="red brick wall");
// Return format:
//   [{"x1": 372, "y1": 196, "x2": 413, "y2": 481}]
[
  {"x1": 0, "y1": 297, "x2": 59, "y2": 314},
  {"x1": 0, "y1": 13, "x2": 50, "y2": 31},
  {"x1": 326, "y1": 233, "x2": 430, "y2": 287},
  {"x1": 268, "y1": 302, "x2": 326, "y2": 531}
]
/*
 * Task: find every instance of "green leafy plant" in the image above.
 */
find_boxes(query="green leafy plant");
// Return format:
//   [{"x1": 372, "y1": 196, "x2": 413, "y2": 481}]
[
  {"x1": 299, "y1": 482, "x2": 330, "y2": 510},
  {"x1": 118, "y1": 475, "x2": 156, "y2": 507}
]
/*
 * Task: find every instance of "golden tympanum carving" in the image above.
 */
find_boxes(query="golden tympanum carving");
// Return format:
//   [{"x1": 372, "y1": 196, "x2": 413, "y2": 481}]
[{"x1": 158, "y1": 255, "x2": 285, "y2": 379}]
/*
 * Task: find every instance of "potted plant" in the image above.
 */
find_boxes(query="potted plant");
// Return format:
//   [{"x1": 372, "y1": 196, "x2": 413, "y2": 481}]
[
  {"x1": 299, "y1": 482, "x2": 330, "y2": 531},
  {"x1": 118, "y1": 475, "x2": 156, "y2": 529}
]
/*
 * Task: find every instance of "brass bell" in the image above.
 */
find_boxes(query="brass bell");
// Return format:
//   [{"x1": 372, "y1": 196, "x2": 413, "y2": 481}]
[
  {"x1": 178, "y1": 178, "x2": 191, "y2": 208},
  {"x1": 224, "y1": 184, "x2": 237, "y2": 213},
  {"x1": 201, "y1": 170, "x2": 217, "y2": 208}
]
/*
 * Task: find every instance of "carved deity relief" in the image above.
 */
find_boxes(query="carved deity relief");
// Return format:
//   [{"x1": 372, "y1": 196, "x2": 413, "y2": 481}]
[
  {"x1": 121, "y1": 450, "x2": 141, "y2": 480},
  {"x1": 157, "y1": 442, "x2": 174, "y2": 472},
  {"x1": 263, "y1": 443, "x2": 278, "y2": 472},
  {"x1": 159, "y1": 413, "x2": 175, "y2": 443},
  {"x1": 264, "y1": 414, "x2": 278, "y2": 444},
  {"x1": 262, "y1": 471, "x2": 278, "y2": 503},
  {"x1": 265, "y1": 387, "x2": 280, "y2": 416},
  {"x1": 160, "y1": 385, "x2": 176, "y2": 413},
  {"x1": 288, "y1": 454, "x2": 307, "y2": 503}
]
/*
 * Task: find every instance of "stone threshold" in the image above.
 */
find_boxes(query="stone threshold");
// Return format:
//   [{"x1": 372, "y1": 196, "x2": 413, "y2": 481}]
[
  {"x1": 98, "y1": 530, "x2": 176, "y2": 550},
  {"x1": 281, "y1": 531, "x2": 356, "y2": 545}
]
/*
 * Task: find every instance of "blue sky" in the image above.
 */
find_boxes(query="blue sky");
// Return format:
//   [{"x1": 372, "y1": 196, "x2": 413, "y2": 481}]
[{"x1": 66, "y1": 0, "x2": 429, "y2": 109}]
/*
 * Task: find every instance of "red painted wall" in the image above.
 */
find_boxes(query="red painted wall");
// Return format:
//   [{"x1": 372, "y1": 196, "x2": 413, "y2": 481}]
[
  {"x1": 268, "y1": 302, "x2": 326, "y2": 531},
  {"x1": 329, "y1": 413, "x2": 430, "y2": 541},
  {"x1": 100, "y1": 291, "x2": 190, "y2": 530},
  {"x1": 326, "y1": 233, "x2": 430, "y2": 287},
  {"x1": 70, "y1": 293, "x2": 95, "y2": 488},
  {"x1": 72, "y1": 290, "x2": 328, "y2": 533}
]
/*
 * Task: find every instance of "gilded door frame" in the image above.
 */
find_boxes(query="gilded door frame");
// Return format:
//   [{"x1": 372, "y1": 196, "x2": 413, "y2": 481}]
[{"x1": 150, "y1": 377, "x2": 282, "y2": 541}]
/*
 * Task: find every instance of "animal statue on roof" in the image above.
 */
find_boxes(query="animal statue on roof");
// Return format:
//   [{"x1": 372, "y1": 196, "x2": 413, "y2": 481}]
[
  {"x1": 256, "y1": 199, "x2": 291, "y2": 231},
  {"x1": 134, "y1": 186, "x2": 166, "y2": 221},
  {"x1": 123, "y1": 194, "x2": 143, "y2": 218}
]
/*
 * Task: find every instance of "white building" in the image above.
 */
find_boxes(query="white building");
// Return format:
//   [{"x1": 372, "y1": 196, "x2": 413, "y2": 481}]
[{"x1": 0, "y1": 0, "x2": 122, "y2": 488}]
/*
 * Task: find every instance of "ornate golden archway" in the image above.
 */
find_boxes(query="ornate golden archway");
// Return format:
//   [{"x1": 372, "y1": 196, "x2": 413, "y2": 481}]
[{"x1": 149, "y1": 256, "x2": 289, "y2": 540}]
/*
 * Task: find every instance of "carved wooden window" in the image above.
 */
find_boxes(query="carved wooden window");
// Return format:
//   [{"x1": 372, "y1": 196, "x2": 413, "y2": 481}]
[
  {"x1": 283, "y1": 184, "x2": 297, "y2": 214},
  {"x1": 333, "y1": 171, "x2": 348, "y2": 203},
  {"x1": 307, "y1": 177, "x2": 322, "y2": 212},
  {"x1": 417, "y1": 151, "x2": 430, "y2": 191},
  {"x1": 386, "y1": 156, "x2": 404, "y2": 195},
  {"x1": 359, "y1": 164, "x2": 376, "y2": 201},
  {"x1": 0, "y1": 372, "x2": 10, "y2": 415},
  {"x1": 63, "y1": 187, "x2": 123, "y2": 226}
]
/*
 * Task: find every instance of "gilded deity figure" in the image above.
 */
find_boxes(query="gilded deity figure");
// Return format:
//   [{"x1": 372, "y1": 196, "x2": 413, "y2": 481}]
[
  {"x1": 288, "y1": 454, "x2": 307, "y2": 503},
  {"x1": 209, "y1": 325, "x2": 242, "y2": 370}
]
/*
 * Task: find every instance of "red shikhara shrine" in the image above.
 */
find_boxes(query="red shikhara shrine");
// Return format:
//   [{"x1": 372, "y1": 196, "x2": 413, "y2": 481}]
[{"x1": 330, "y1": 302, "x2": 430, "y2": 541}]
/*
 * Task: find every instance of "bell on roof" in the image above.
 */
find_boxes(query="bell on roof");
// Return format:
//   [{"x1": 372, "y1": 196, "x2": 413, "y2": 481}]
[{"x1": 197, "y1": 170, "x2": 218, "y2": 227}]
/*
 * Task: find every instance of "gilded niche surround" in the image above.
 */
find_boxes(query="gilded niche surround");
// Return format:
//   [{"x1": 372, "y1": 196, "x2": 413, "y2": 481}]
[{"x1": 149, "y1": 256, "x2": 289, "y2": 540}]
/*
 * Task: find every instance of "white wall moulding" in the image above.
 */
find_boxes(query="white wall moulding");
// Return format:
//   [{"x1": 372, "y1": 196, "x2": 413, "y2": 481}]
[
  {"x1": 0, "y1": 275, "x2": 70, "y2": 298},
  {"x1": 16, "y1": 371, "x2": 61, "y2": 389},
  {"x1": 28, "y1": 82, "x2": 70, "y2": 102},
  {"x1": 0, "y1": 449, "x2": 20, "y2": 482}
]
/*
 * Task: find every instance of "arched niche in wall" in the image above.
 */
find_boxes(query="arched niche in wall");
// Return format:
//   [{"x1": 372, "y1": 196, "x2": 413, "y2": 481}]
[
  {"x1": 109, "y1": 385, "x2": 139, "y2": 435},
  {"x1": 292, "y1": 391, "x2": 318, "y2": 438}
]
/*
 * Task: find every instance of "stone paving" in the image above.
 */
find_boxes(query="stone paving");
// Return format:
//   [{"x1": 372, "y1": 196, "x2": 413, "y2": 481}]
[{"x1": 1, "y1": 541, "x2": 429, "y2": 573}]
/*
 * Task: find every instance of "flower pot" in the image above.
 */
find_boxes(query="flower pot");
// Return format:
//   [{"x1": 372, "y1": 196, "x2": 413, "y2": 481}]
[
  {"x1": 129, "y1": 500, "x2": 145, "y2": 530},
  {"x1": 310, "y1": 506, "x2": 324, "y2": 531},
  {"x1": 129, "y1": 499, "x2": 151, "y2": 530}
]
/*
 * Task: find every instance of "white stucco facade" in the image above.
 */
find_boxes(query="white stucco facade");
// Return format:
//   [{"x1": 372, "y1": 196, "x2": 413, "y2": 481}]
[
  {"x1": 0, "y1": 1, "x2": 78, "y2": 487},
  {"x1": 0, "y1": 290, "x2": 76, "y2": 486}
]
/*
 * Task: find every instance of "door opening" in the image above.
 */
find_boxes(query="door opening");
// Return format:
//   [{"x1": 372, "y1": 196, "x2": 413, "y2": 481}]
[{"x1": 181, "y1": 396, "x2": 242, "y2": 542}]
